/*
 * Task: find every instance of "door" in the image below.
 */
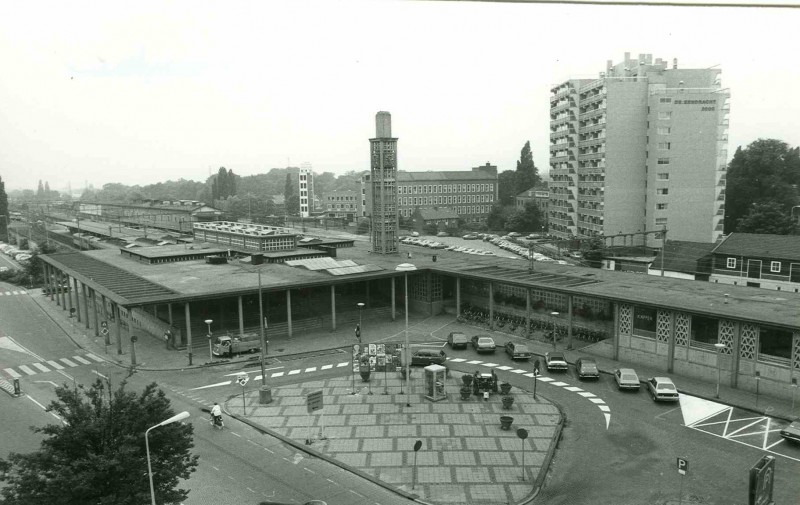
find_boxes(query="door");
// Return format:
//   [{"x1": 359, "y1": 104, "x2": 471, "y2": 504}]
[{"x1": 747, "y1": 259, "x2": 762, "y2": 279}]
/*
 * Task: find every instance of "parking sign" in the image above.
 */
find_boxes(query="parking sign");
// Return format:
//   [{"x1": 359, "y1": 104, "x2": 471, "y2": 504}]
[{"x1": 677, "y1": 457, "x2": 688, "y2": 476}]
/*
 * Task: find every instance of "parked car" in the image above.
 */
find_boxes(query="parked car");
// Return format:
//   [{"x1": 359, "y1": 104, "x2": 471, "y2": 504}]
[
  {"x1": 410, "y1": 348, "x2": 447, "y2": 366},
  {"x1": 646, "y1": 377, "x2": 679, "y2": 402},
  {"x1": 471, "y1": 335, "x2": 496, "y2": 353},
  {"x1": 447, "y1": 332, "x2": 469, "y2": 349},
  {"x1": 569, "y1": 251, "x2": 583, "y2": 259},
  {"x1": 780, "y1": 420, "x2": 800, "y2": 443},
  {"x1": 575, "y1": 357, "x2": 599, "y2": 380},
  {"x1": 545, "y1": 351, "x2": 568, "y2": 372},
  {"x1": 614, "y1": 368, "x2": 641, "y2": 390},
  {"x1": 0, "y1": 266, "x2": 9, "y2": 273},
  {"x1": 462, "y1": 233, "x2": 479, "y2": 240},
  {"x1": 436, "y1": 231, "x2": 449, "y2": 237},
  {"x1": 504, "y1": 342, "x2": 532, "y2": 360}
]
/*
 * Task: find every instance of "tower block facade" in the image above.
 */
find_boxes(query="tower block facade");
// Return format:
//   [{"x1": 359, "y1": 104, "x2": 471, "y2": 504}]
[{"x1": 369, "y1": 111, "x2": 399, "y2": 254}]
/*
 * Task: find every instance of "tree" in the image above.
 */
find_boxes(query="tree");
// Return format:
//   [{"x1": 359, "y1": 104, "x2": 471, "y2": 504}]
[
  {"x1": 0, "y1": 380, "x2": 198, "y2": 505},
  {"x1": 736, "y1": 202, "x2": 798, "y2": 235},
  {"x1": 36, "y1": 180, "x2": 44, "y2": 199},
  {"x1": 724, "y1": 139, "x2": 800, "y2": 233},
  {"x1": 582, "y1": 236, "x2": 607, "y2": 268},
  {"x1": 505, "y1": 202, "x2": 544, "y2": 232},
  {"x1": 497, "y1": 171, "x2": 517, "y2": 206},
  {"x1": 515, "y1": 141, "x2": 541, "y2": 192},
  {"x1": 0, "y1": 175, "x2": 8, "y2": 240}
]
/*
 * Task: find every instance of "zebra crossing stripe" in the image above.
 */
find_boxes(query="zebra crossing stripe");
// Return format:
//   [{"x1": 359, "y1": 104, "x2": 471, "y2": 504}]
[
  {"x1": 3, "y1": 368, "x2": 21, "y2": 379},
  {"x1": 46, "y1": 360, "x2": 64, "y2": 370},
  {"x1": 321, "y1": 364, "x2": 333, "y2": 370},
  {"x1": 12, "y1": 291, "x2": 19, "y2": 295},
  {"x1": 304, "y1": 367, "x2": 317, "y2": 373},
  {"x1": 271, "y1": 372, "x2": 285, "y2": 378},
  {"x1": 578, "y1": 391, "x2": 596, "y2": 397},
  {"x1": 32, "y1": 363, "x2": 50, "y2": 373},
  {"x1": 19, "y1": 365, "x2": 36, "y2": 375},
  {"x1": 494, "y1": 365, "x2": 513, "y2": 370},
  {"x1": 20, "y1": 291, "x2": 26, "y2": 295},
  {"x1": 336, "y1": 362, "x2": 349, "y2": 367},
  {"x1": 589, "y1": 398, "x2": 606, "y2": 404},
  {"x1": 72, "y1": 356, "x2": 92, "y2": 365},
  {"x1": 564, "y1": 386, "x2": 584, "y2": 392},
  {"x1": 287, "y1": 369, "x2": 301, "y2": 375},
  {"x1": 60, "y1": 358, "x2": 78, "y2": 367},
  {"x1": 85, "y1": 353, "x2": 104, "y2": 362},
  {"x1": 4, "y1": 292, "x2": 10, "y2": 296},
  {"x1": 551, "y1": 381, "x2": 569, "y2": 387}
]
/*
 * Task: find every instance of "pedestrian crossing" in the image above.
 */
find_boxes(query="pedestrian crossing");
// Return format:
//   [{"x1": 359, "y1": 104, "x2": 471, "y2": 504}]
[
  {"x1": 0, "y1": 290, "x2": 28, "y2": 296},
  {"x1": 2, "y1": 353, "x2": 104, "y2": 379}
]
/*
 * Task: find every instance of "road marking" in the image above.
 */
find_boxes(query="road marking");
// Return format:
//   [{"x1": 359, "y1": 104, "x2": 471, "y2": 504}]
[
  {"x1": 60, "y1": 358, "x2": 78, "y2": 367},
  {"x1": 537, "y1": 376, "x2": 555, "y2": 382},
  {"x1": 91, "y1": 370, "x2": 108, "y2": 380},
  {"x1": 336, "y1": 362, "x2": 349, "y2": 367},
  {"x1": 3, "y1": 368, "x2": 21, "y2": 379},
  {"x1": 304, "y1": 367, "x2": 317, "y2": 373},
  {"x1": 18, "y1": 365, "x2": 36, "y2": 375},
  {"x1": 321, "y1": 364, "x2": 332, "y2": 370},
  {"x1": 85, "y1": 353, "x2": 104, "y2": 362},
  {"x1": 26, "y1": 394, "x2": 47, "y2": 410},
  {"x1": 32, "y1": 363, "x2": 50, "y2": 373},
  {"x1": 349, "y1": 490, "x2": 364, "y2": 498},
  {"x1": 551, "y1": 381, "x2": 569, "y2": 387},
  {"x1": 271, "y1": 372, "x2": 285, "y2": 378},
  {"x1": 494, "y1": 365, "x2": 512, "y2": 370},
  {"x1": 510, "y1": 369, "x2": 527, "y2": 374},
  {"x1": 589, "y1": 398, "x2": 606, "y2": 404},
  {"x1": 578, "y1": 391, "x2": 596, "y2": 397},
  {"x1": 287, "y1": 369, "x2": 301, "y2": 375},
  {"x1": 224, "y1": 367, "x2": 283, "y2": 377},
  {"x1": 448, "y1": 358, "x2": 467, "y2": 362},
  {"x1": 12, "y1": 291, "x2": 19, "y2": 295},
  {"x1": 303, "y1": 467, "x2": 315, "y2": 474},
  {"x1": 190, "y1": 381, "x2": 232, "y2": 390},
  {"x1": 246, "y1": 487, "x2": 255, "y2": 494},
  {"x1": 483, "y1": 363, "x2": 499, "y2": 367},
  {"x1": 34, "y1": 380, "x2": 59, "y2": 387},
  {"x1": 231, "y1": 432, "x2": 241, "y2": 437},
  {"x1": 46, "y1": 360, "x2": 64, "y2": 370},
  {"x1": 564, "y1": 386, "x2": 583, "y2": 392},
  {"x1": 72, "y1": 355, "x2": 92, "y2": 365},
  {"x1": 598, "y1": 405, "x2": 610, "y2": 412},
  {"x1": 466, "y1": 360, "x2": 482, "y2": 364}
]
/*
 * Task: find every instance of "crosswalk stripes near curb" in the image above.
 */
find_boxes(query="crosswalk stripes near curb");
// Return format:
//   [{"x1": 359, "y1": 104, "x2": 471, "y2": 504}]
[{"x1": 2, "y1": 354, "x2": 107, "y2": 380}]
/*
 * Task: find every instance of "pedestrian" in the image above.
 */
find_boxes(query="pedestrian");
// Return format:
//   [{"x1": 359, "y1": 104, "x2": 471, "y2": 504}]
[{"x1": 491, "y1": 369, "x2": 498, "y2": 393}]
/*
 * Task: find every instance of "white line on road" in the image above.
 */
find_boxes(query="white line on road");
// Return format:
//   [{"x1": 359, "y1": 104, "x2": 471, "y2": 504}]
[
  {"x1": 46, "y1": 360, "x2": 64, "y2": 370},
  {"x1": 3, "y1": 368, "x2": 21, "y2": 379},
  {"x1": 303, "y1": 468, "x2": 315, "y2": 474},
  {"x1": 287, "y1": 369, "x2": 301, "y2": 375},
  {"x1": 537, "y1": 376, "x2": 555, "y2": 382},
  {"x1": 551, "y1": 381, "x2": 569, "y2": 387},
  {"x1": 466, "y1": 360, "x2": 483, "y2": 364},
  {"x1": 304, "y1": 367, "x2": 317, "y2": 373},
  {"x1": 589, "y1": 398, "x2": 606, "y2": 404},
  {"x1": 230, "y1": 432, "x2": 241, "y2": 437},
  {"x1": 72, "y1": 355, "x2": 92, "y2": 365},
  {"x1": 246, "y1": 487, "x2": 255, "y2": 494},
  {"x1": 448, "y1": 358, "x2": 467, "y2": 362},
  {"x1": 190, "y1": 381, "x2": 232, "y2": 390},
  {"x1": 60, "y1": 358, "x2": 78, "y2": 367},
  {"x1": 26, "y1": 394, "x2": 48, "y2": 410},
  {"x1": 321, "y1": 364, "x2": 332, "y2": 370},
  {"x1": 91, "y1": 370, "x2": 109, "y2": 380},
  {"x1": 336, "y1": 362, "x2": 349, "y2": 367},
  {"x1": 264, "y1": 448, "x2": 274, "y2": 454},
  {"x1": 85, "y1": 353, "x2": 104, "y2": 362},
  {"x1": 224, "y1": 367, "x2": 283, "y2": 377},
  {"x1": 31, "y1": 363, "x2": 50, "y2": 373},
  {"x1": 578, "y1": 391, "x2": 596, "y2": 397},
  {"x1": 349, "y1": 490, "x2": 364, "y2": 498},
  {"x1": 271, "y1": 372, "x2": 284, "y2": 378},
  {"x1": 564, "y1": 386, "x2": 584, "y2": 392},
  {"x1": 18, "y1": 365, "x2": 36, "y2": 375},
  {"x1": 495, "y1": 366, "x2": 513, "y2": 370},
  {"x1": 511, "y1": 369, "x2": 527, "y2": 374},
  {"x1": 212, "y1": 466, "x2": 220, "y2": 471}
]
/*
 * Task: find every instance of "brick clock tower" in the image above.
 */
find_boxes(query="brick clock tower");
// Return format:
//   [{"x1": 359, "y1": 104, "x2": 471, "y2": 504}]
[{"x1": 368, "y1": 111, "x2": 399, "y2": 254}]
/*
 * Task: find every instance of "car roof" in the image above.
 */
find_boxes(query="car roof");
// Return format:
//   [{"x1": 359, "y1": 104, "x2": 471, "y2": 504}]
[
  {"x1": 547, "y1": 352, "x2": 565, "y2": 358},
  {"x1": 653, "y1": 376, "x2": 673, "y2": 382},
  {"x1": 618, "y1": 368, "x2": 637, "y2": 374}
]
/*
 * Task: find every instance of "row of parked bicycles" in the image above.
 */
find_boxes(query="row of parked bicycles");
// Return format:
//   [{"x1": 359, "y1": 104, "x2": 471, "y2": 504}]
[{"x1": 456, "y1": 305, "x2": 609, "y2": 343}]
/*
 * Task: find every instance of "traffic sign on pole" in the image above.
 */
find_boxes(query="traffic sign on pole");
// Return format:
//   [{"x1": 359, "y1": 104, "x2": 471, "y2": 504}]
[
  {"x1": 237, "y1": 375, "x2": 249, "y2": 387},
  {"x1": 306, "y1": 390, "x2": 323, "y2": 413},
  {"x1": 677, "y1": 457, "x2": 688, "y2": 475}
]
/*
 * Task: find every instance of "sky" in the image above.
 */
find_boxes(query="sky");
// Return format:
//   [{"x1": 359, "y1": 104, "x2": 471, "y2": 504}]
[{"x1": 2, "y1": 0, "x2": 800, "y2": 193}]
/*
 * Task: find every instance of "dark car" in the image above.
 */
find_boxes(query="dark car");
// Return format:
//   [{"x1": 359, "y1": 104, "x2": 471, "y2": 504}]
[
  {"x1": 545, "y1": 352, "x2": 568, "y2": 372},
  {"x1": 575, "y1": 357, "x2": 599, "y2": 380},
  {"x1": 471, "y1": 335, "x2": 496, "y2": 353},
  {"x1": 410, "y1": 348, "x2": 447, "y2": 366},
  {"x1": 780, "y1": 420, "x2": 800, "y2": 443},
  {"x1": 447, "y1": 332, "x2": 469, "y2": 349},
  {"x1": 504, "y1": 342, "x2": 532, "y2": 360}
]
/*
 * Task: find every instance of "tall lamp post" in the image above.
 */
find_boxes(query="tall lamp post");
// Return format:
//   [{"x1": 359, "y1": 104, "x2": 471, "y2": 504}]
[
  {"x1": 395, "y1": 263, "x2": 417, "y2": 407},
  {"x1": 257, "y1": 269, "x2": 271, "y2": 404},
  {"x1": 204, "y1": 319, "x2": 213, "y2": 361},
  {"x1": 714, "y1": 342, "x2": 726, "y2": 398},
  {"x1": 146, "y1": 411, "x2": 190, "y2": 505},
  {"x1": 550, "y1": 311, "x2": 559, "y2": 349}
]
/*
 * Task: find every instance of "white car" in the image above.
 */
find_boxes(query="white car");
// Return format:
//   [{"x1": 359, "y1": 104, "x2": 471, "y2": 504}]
[
  {"x1": 646, "y1": 377, "x2": 679, "y2": 402},
  {"x1": 0, "y1": 266, "x2": 9, "y2": 273}
]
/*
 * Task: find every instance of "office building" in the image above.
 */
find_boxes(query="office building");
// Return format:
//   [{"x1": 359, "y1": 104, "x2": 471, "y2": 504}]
[
  {"x1": 549, "y1": 53, "x2": 729, "y2": 247},
  {"x1": 323, "y1": 190, "x2": 359, "y2": 222}
]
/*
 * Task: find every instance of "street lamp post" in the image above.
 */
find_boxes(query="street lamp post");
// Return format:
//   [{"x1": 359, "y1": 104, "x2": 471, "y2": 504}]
[
  {"x1": 257, "y1": 269, "x2": 271, "y2": 403},
  {"x1": 714, "y1": 342, "x2": 726, "y2": 398},
  {"x1": 550, "y1": 311, "x2": 559, "y2": 349},
  {"x1": 146, "y1": 411, "x2": 190, "y2": 505},
  {"x1": 395, "y1": 263, "x2": 417, "y2": 408},
  {"x1": 204, "y1": 319, "x2": 213, "y2": 362}
]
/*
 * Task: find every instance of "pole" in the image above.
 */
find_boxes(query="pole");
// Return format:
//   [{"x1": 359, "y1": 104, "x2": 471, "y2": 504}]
[
  {"x1": 145, "y1": 427, "x2": 157, "y2": 505},
  {"x1": 714, "y1": 343, "x2": 724, "y2": 398},
  {"x1": 242, "y1": 384, "x2": 247, "y2": 416},
  {"x1": 258, "y1": 270, "x2": 268, "y2": 386},
  {"x1": 660, "y1": 225, "x2": 667, "y2": 277},
  {"x1": 405, "y1": 273, "x2": 411, "y2": 407}
]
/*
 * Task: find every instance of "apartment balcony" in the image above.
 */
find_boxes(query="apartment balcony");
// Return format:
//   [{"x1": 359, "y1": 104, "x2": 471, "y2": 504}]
[
  {"x1": 579, "y1": 180, "x2": 605, "y2": 189},
  {"x1": 581, "y1": 90, "x2": 606, "y2": 105},
  {"x1": 551, "y1": 114, "x2": 576, "y2": 127},
  {"x1": 577, "y1": 193, "x2": 603, "y2": 203},
  {"x1": 580, "y1": 122, "x2": 606, "y2": 134},
  {"x1": 578, "y1": 151, "x2": 605, "y2": 161},
  {"x1": 579, "y1": 107, "x2": 606, "y2": 120},
  {"x1": 578, "y1": 207, "x2": 604, "y2": 218},
  {"x1": 550, "y1": 129, "x2": 576, "y2": 141},
  {"x1": 579, "y1": 137, "x2": 605, "y2": 148},
  {"x1": 550, "y1": 201, "x2": 575, "y2": 213},
  {"x1": 551, "y1": 167, "x2": 576, "y2": 177},
  {"x1": 578, "y1": 165, "x2": 605, "y2": 175}
]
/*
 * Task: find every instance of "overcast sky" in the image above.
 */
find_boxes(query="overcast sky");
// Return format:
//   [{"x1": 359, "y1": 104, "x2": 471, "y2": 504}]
[{"x1": 2, "y1": 1, "x2": 799, "y2": 192}]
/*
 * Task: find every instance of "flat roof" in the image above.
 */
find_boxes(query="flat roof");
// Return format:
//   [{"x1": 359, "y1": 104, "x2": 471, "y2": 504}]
[{"x1": 39, "y1": 236, "x2": 800, "y2": 329}]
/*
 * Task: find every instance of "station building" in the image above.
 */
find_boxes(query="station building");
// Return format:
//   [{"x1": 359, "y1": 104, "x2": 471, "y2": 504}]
[{"x1": 37, "y1": 218, "x2": 800, "y2": 403}]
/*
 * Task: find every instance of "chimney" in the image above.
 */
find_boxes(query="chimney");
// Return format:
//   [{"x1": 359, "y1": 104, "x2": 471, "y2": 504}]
[
  {"x1": 375, "y1": 111, "x2": 391, "y2": 138},
  {"x1": 673, "y1": 58, "x2": 678, "y2": 69}
]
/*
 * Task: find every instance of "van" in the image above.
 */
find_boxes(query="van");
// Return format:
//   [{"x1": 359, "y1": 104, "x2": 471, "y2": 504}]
[
  {"x1": 410, "y1": 348, "x2": 446, "y2": 366},
  {"x1": 447, "y1": 332, "x2": 469, "y2": 349}
]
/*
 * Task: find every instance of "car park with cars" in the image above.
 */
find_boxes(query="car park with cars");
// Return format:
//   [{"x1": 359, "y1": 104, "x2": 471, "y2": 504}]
[
  {"x1": 410, "y1": 348, "x2": 447, "y2": 366},
  {"x1": 614, "y1": 368, "x2": 641, "y2": 390},
  {"x1": 447, "y1": 332, "x2": 469, "y2": 349},
  {"x1": 780, "y1": 420, "x2": 800, "y2": 443},
  {"x1": 504, "y1": 342, "x2": 532, "y2": 360},
  {"x1": 545, "y1": 351, "x2": 568, "y2": 372},
  {"x1": 575, "y1": 357, "x2": 599, "y2": 380},
  {"x1": 646, "y1": 377, "x2": 679, "y2": 401},
  {"x1": 471, "y1": 335, "x2": 496, "y2": 353}
]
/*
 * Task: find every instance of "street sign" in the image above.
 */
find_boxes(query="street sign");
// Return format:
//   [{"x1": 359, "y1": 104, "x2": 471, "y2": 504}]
[
  {"x1": 516, "y1": 428, "x2": 528, "y2": 440},
  {"x1": 306, "y1": 390, "x2": 323, "y2": 413},
  {"x1": 101, "y1": 328, "x2": 109, "y2": 336},
  {"x1": 677, "y1": 457, "x2": 688, "y2": 475},
  {"x1": 749, "y1": 455, "x2": 775, "y2": 505},
  {"x1": 237, "y1": 375, "x2": 249, "y2": 387},
  {"x1": 130, "y1": 335, "x2": 138, "y2": 343},
  {"x1": 101, "y1": 321, "x2": 108, "y2": 328}
]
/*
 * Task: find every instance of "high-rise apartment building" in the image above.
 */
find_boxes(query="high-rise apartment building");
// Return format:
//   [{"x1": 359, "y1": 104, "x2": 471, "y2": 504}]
[
  {"x1": 369, "y1": 111, "x2": 399, "y2": 254},
  {"x1": 549, "y1": 53, "x2": 729, "y2": 247},
  {"x1": 298, "y1": 165, "x2": 315, "y2": 218}
]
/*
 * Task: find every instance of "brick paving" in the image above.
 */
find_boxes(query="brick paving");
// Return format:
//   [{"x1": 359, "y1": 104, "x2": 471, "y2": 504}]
[{"x1": 227, "y1": 375, "x2": 561, "y2": 504}]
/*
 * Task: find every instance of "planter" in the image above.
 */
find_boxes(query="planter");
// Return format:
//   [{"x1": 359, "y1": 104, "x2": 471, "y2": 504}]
[
  {"x1": 462, "y1": 374, "x2": 474, "y2": 387},
  {"x1": 500, "y1": 415, "x2": 514, "y2": 430},
  {"x1": 500, "y1": 382, "x2": 512, "y2": 395},
  {"x1": 502, "y1": 396, "x2": 515, "y2": 410},
  {"x1": 360, "y1": 371, "x2": 371, "y2": 382},
  {"x1": 460, "y1": 387, "x2": 472, "y2": 400}
]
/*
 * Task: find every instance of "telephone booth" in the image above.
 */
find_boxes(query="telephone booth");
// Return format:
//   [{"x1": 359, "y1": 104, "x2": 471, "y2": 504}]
[{"x1": 424, "y1": 364, "x2": 447, "y2": 402}]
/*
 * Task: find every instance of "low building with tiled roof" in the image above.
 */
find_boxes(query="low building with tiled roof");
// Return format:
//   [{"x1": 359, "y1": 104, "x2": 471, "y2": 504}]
[
  {"x1": 411, "y1": 207, "x2": 460, "y2": 233},
  {"x1": 709, "y1": 233, "x2": 800, "y2": 291},
  {"x1": 647, "y1": 240, "x2": 716, "y2": 280}
]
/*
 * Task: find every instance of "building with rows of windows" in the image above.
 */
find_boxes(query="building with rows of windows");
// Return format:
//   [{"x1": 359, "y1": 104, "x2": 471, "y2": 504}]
[
  {"x1": 323, "y1": 190, "x2": 359, "y2": 222},
  {"x1": 363, "y1": 162, "x2": 498, "y2": 226},
  {"x1": 549, "y1": 53, "x2": 729, "y2": 247}
]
